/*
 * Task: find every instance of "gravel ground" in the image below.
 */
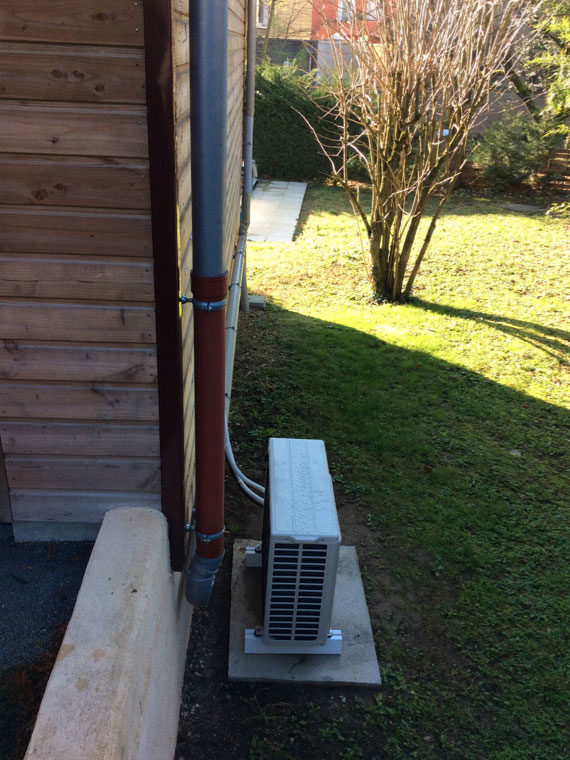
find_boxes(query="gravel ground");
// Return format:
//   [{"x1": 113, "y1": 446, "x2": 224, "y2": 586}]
[{"x1": 0, "y1": 524, "x2": 93, "y2": 672}]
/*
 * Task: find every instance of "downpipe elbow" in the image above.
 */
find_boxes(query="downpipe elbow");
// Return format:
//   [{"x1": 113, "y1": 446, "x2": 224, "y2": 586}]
[{"x1": 185, "y1": 551, "x2": 225, "y2": 606}]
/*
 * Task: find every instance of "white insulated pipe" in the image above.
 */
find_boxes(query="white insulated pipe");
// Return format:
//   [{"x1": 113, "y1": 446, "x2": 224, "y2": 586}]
[{"x1": 223, "y1": 0, "x2": 265, "y2": 506}]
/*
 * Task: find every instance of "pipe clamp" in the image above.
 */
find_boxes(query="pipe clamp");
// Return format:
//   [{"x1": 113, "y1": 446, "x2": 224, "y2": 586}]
[
  {"x1": 180, "y1": 295, "x2": 227, "y2": 311},
  {"x1": 195, "y1": 526, "x2": 225, "y2": 544}
]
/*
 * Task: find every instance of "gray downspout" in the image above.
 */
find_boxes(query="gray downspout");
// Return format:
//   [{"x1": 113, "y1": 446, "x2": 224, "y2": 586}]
[
  {"x1": 185, "y1": 0, "x2": 229, "y2": 606},
  {"x1": 189, "y1": 0, "x2": 227, "y2": 279}
]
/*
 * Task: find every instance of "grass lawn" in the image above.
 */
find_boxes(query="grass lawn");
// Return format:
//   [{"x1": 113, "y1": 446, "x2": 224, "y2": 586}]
[{"x1": 227, "y1": 185, "x2": 569, "y2": 759}]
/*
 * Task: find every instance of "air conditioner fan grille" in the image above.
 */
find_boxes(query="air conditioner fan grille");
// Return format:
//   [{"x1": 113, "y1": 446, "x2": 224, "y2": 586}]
[{"x1": 267, "y1": 543, "x2": 328, "y2": 641}]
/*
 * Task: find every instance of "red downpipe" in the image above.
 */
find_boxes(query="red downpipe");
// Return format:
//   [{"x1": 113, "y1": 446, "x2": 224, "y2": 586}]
[{"x1": 192, "y1": 272, "x2": 228, "y2": 562}]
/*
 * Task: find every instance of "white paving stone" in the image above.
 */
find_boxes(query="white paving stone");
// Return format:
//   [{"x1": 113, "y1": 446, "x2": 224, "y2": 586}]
[{"x1": 248, "y1": 180, "x2": 308, "y2": 242}]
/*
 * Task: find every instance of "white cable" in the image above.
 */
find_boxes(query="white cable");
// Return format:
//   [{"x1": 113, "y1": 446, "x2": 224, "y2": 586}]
[
  {"x1": 224, "y1": 422, "x2": 265, "y2": 498},
  {"x1": 223, "y1": 0, "x2": 265, "y2": 507}
]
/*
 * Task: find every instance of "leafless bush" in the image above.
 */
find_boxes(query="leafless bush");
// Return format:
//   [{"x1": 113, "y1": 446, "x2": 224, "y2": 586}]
[{"x1": 309, "y1": 0, "x2": 539, "y2": 300}]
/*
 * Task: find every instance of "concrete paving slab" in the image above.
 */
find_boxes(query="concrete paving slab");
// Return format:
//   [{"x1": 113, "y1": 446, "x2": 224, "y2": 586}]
[
  {"x1": 229, "y1": 539, "x2": 382, "y2": 686},
  {"x1": 248, "y1": 180, "x2": 308, "y2": 242},
  {"x1": 248, "y1": 295, "x2": 267, "y2": 310},
  {"x1": 501, "y1": 202, "x2": 543, "y2": 214}
]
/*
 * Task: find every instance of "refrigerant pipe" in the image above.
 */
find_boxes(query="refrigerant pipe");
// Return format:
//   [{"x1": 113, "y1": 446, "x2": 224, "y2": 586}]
[{"x1": 224, "y1": 0, "x2": 265, "y2": 506}]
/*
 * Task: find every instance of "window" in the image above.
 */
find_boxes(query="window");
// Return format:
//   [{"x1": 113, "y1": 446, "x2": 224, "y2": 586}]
[
  {"x1": 338, "y1": 1, "x2": 380, "y2": 23},
  {"x1": 338, "y1": 1, "x2": 353, "y2": 22},
  {"x1": 365, "y1": 0, "x2": 380, "y2": 21},
  {"x1": 258, "y1": 0, "x2": 269, "y2": 27}
]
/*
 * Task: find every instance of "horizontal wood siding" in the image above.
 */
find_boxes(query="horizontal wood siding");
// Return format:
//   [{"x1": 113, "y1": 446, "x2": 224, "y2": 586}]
[
  {"x1": 0, "y1": 101, "x2": 148, "y2": 157},
  {"x1": 0, "y1": 344, "x2": 157, "y2": 383},
  {"x1": 0, "y1": 207, "x2": 152, "y2": 257},
  {"x1": 0, "y1": 1, "x2": 159, "y2": 527},
  {"x1": 0, "y1": 255, "x2": 154, "y2": 301},
  {"x1": 0, "y1": 155, "x2": 149, "y2": 209},
  {"x1": 173, "y1": 5, "x2": 195, "y2": 512},
  {"x1": 0, "y1": 43, "x2": 146, "y2": 103},
  {"x1": 6, "y1": 456, "x2": 161, "y2": 491},
  {"x1": 0, "y1": 302, "x2": 156, "y2": 343},
  {"x1": 0, "y1": 384, "x2": 158, "y2": 421},
  {"x1": 10, "y1": 491, "x2": 160, "y2": 522},
  {"x1": 0, "y1": 422, "x2": 160, "y2": 456},
  {"x1": 0, "y1": 1, "x2": 145, "y2": 46}
]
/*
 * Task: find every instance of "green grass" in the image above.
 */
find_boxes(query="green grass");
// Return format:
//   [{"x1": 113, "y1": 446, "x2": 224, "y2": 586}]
[{"x1": 229, "y1": 185, "x2": 569, "y2": 759}]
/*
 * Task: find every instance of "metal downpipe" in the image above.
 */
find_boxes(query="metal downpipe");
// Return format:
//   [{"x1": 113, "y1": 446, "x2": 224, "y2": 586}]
[{"x1": 185, "y1": 0, "x2": 228, "y2": 606}]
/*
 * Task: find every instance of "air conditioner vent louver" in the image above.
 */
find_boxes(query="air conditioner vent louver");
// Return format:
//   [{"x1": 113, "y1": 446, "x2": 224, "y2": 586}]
[{"x1": 267, "y1": 543, "x2": 329, "y2": 641}]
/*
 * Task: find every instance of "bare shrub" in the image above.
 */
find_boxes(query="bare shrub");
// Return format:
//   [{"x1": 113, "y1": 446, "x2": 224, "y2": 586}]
[{"x1": 309, "y1": 0, "x2": 540, "y2": 300}]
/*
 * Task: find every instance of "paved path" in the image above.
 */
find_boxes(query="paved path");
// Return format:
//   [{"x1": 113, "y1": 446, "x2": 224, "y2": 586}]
[
  {"x1": 0, "y1": 525, "x2": 92, "y2": 670},
  {"x1": 248, "y1": 180, "x2": 308, "y2": 242}
]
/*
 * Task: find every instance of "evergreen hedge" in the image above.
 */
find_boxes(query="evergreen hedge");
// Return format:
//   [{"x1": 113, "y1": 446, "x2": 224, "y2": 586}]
[
  {"x1": 473, "y1": 112, "x2": 563, "y2": 189},
  {"x1": 253, "y1": 63, "x2": 331, "y2": 181}
]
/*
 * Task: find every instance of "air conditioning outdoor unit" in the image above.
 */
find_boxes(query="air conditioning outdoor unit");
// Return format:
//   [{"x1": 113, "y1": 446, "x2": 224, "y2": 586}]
[{"x1": 244, "y1": 438, "x2": 343, "y2": 655}]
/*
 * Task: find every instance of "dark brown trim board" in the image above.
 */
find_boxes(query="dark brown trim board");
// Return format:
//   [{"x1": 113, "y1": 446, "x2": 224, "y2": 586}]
[{"x1": 142, "y1": 0, "x2": 186, "y2": 571}]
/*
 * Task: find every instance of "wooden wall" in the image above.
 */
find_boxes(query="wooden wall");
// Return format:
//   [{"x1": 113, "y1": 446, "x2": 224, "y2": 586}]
[
  {"x1": 173, "y1": 0, "x2": 195, "y2": 514},
  {"x1": 0, "y1": 0, "x2": 246, "y2": 537},
  {"x1": 0, "y1": 1, "x2": 160, "y2": 528}
]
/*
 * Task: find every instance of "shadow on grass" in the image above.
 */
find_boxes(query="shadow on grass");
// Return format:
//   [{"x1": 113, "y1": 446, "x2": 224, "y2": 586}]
[
  {"x1": 412, "y1": 298, "x2": 570, "y2": 361},
  {"x1": 227, "y1": 304, "x2": 570, "y2": 759}
]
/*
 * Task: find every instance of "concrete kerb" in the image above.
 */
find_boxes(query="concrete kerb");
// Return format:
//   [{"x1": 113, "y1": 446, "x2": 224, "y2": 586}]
[{"x1": 24, "y1": 507, "x2": 193, "y2": 760}]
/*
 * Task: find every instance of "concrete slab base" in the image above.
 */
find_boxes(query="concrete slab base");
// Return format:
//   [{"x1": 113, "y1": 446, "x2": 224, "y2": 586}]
[
  {"x1": 229, "y1": 539, "x2": 381, "y2": 686},
  {"x1": 501, "y1": 202, "x2": 542, "y2": 214},
  {"x1": 248, "y1": 294, "x2": 267, "y2": 310}
]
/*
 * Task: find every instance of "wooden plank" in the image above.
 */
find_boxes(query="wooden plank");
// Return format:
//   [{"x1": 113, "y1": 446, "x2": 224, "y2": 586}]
[
  {"x1": 0, "y1": 206, "x2": 152, "y2": 257},
  {"x1": 228, "y1": 8, "x2": 245, "y2": 34},
  {"x1": 179, "y1": 235, "x2": 192, "y2": 287},
  {"x1": 0, "y1": 421, "x2": 159, "y2": 456},
  {"x1": 0, "y1": 343, "x2": 157, "y2": 383},
  {"x1": 0, "y1": 254, "x2": 154, "y2": 301},
  {"x1": 229, "y1": 0, "x2": 246, "y2": 20},
  {"x1": 0, "y1": 383, "x2": 158, "y2": 421},
  {"x1": 176, "y1": 112, "x2": 190, "y2": 164},
  {"x1": 0, "y1": 101, "x2": 148, "y2": 158},
  {"x1": 0, "y1": 302, "x2": 156, "y2": 343},
  {"x1": 5, "y1": 456, "x2": 161, "y2": 492},
  {"x1": 174, "y1": 15, "x2": 189, "y2": 66},
  {"x1": 177, "y1": 159, "x2": 191, "y2": 220},
  {"x1": 0, "y1": 445, "x2": 11, "y2": 523},
  {"x1": 175, "y1": 64, "x2": 190, "y2": 119},
  {"x1": 177, "y1": 112, "x2": 192, "y2": 260},
  {"x1": 0, "y1": 155, "x2": 150, "y2": 209},
  {"x1": 0, "y1": 1, "x2": 144, "y2": 46},
  {"x1": 183, "y1": 432, "x2": 195, "y2": 489},
  {"x1": 173, "y1": 0, "x2": 189, "y2": 16},
  {"x1": 10, "y1": 490, "x2": 160, "y2": 522},
  {"x1": 178, "y1": 210, "x2": 192, "y2": 260},
  {"x1": 182, "y1": 375, "x2": 194, "y2": 426},
  {"x1": 0, "y1": 42, "x2": 146, "y2": 103},
  {"x1": 181, "y1": 326, "x2": 194, "y2": 369}
]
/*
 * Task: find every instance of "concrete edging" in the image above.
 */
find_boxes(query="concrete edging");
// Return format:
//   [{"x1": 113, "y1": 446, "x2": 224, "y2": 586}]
[{"x1": 24, "y1": 507, "x2": 192, "y2": 760}]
